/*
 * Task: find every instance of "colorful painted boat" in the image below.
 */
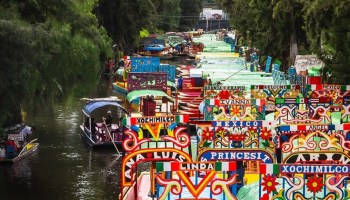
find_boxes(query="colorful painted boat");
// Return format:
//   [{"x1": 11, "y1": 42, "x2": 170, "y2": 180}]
[
  {"x1": 144, "y1": 44, "x2": 165, "y2": 51},
  {"x1": 141, "y1": 51, "x2": 174, "y2": 60},
  {"x1": 0, "y1": 124, "x2": 39, "y2": 165},
  {"x1": 79, "y1": 98, "x2": 129, "y2": 148},
  {"x1": 0, "y1": 140, "x2": 39, "y2": 165},
  {"x1": 117, "y1": 33, "x2": 350, "y2": 200}
]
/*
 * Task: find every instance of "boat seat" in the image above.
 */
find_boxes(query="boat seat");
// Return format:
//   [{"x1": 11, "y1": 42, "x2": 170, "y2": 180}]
[{"x1": 6, "y1": 146, "x2": 17, "y2": 159}]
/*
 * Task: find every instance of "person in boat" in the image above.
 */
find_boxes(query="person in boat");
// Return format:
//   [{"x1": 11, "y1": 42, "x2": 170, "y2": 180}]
[
  {"x1": 103, "y1": 110, "x2": 113, "y2": 136},
  {"x1": 90, "y1": 118, "x2": 97, "y2": 141},
  {"x1": 6, "y1": 138, "x2": 17, "y2": 158},
  {"x1": 19, "y1": 125, "x2": 35, "y2": 143},
  {"x1": 104, "y1": 58, "x2": 113, "y2": 75},
  {"x1": 177, "y1": 76, "x2": 183, "y2": 90},
  {"x1": 206, "y1": 74, "x2": 212, "y2": 85}
]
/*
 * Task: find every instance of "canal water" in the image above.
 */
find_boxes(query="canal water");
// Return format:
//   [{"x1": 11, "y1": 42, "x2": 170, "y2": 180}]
[
  {"x1": 0, "y1": 57, "x2": 188, "y2": 200},
  {"x1": 0, "y1": 78, "x2": 123, "y2": 200}
]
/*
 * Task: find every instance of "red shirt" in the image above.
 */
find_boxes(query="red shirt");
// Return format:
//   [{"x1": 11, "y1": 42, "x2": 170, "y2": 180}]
[{"x1": 6, "y1": 140, "x2": 17, "y2": 151}]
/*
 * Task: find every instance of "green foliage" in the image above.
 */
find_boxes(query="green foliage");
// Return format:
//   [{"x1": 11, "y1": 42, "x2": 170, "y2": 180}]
[
  {"x1": 149, "y1": 0, "x2": 181, "y2": 31},
  {"x1": 179, "y1": 0, "x2": 202, "y2": 31},
  {"x1": 0, "y1": 0, "x2": 112, "y2": 126},
  {"x1": 140, "y1": 29, "x2": 150, "y2": 38},
  {"x1": 94, "y1": 0, "x2": 189, "y2": 51},
  {"x1": 217, "y1": 0, "x2": 307, "y2": 69},
  {"x1": 303, "y1": 1, "x2": 350, "y2": 84}
]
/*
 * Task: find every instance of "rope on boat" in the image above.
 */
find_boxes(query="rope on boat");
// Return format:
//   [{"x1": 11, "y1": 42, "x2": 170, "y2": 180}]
[
  {"x1": 220, "y1": 66, "x2": 247, "y2": 82},
  {"x1": 102, "y1": 118, "x2": 121, "y2": 157}
]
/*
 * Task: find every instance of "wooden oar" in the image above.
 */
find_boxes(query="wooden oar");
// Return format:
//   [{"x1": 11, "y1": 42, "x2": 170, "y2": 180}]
[
  {"x1": 102, "y1": 118, "x2": 121, "y2": 157},
  {"x1": 17, "y1": 138, "x2": 38, "y2": 157}
]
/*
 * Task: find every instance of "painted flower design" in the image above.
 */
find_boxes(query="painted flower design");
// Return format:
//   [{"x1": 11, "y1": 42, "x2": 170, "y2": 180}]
[
  {"x1": 228, "y1": 134, "x2": 245, "y2": 141},
  {"x1": 306, "y1": 176, "x2": 323, "y2": 194},
  {"x1": 228, "y1": 134, "x2": 235, "y2": 141},
  {"x1": 230, "y1": 105, "x2": 241, "y2": 116},
  {"x1": 260, "y1": 127, "x2": 272, "y2": 140},
  {"x1": 247, "y1": 127, "x2": 258, "y2": 136},
  {"x1": 259, "y1": 193, "x2": 269, "y2": 200},
  {"x1": 201, "y1": 127, "x2": 213, "y2": 141},
  {"x1": 215, "y1": 127, "x2": 226, "y2": 136},
  {"x1": 261, "y1": 175, "x2": 279, "y2": 194},
  {"x1": 328, "y1": 90, "x2": 338, "y2": 101}
]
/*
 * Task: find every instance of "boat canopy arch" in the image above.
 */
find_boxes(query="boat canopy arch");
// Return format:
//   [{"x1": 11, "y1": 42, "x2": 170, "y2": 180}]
[
  {"x1": 82, "y1": 101, "x2": 129, "y2": 118},
  {"x1": 126, "y1": 90, "x2": 174, "y2": 103}
]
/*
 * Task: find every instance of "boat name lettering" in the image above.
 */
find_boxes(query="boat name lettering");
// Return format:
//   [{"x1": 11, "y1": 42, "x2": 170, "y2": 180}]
[
  {"x1": 215, "y1": 121, "x2": 262, "y2": 127},
  {"x1": 180, "y1": 163, "x2": 214, "y2": 171},
  {"x1": 291, "y1": 153, "x2": 350, "y2": 164},
  {"x1": 308, "y1": 125, "x2": 328, "y2": 131},
  {"x1": 205, "y1": 86, "x2": 245, "y2": 90},
  {"x1": 219, "y1": 99, "x2": 250, "y2": 105},
  {"x1": 7, "y1": 134, "x2": 24, "y2": 141},
  {"x1": 137, "y1": 116, "x2": 175, "y2": 124},
  {"x1": 200, "y1": 151, "x2": 272, "y2": 163},
  {"x1": 281, "y1": 165, "x2": 350, "y2": 174},
  {"x1": 263, "y1": 85, "x2": 288, "y2": 90},
  {"x1": 323, "y1": 85, "x2": 340, "y2": 90}
]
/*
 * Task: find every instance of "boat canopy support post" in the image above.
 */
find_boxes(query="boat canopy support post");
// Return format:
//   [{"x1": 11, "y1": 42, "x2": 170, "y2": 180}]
[{"x1": 149, "y1": 161, "x2": 157, "y2": 198}]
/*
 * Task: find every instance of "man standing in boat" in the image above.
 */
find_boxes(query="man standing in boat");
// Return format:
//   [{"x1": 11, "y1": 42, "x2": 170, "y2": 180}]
[{"x1": 103, "y1": 111, "x2": 113, "y2": 137}]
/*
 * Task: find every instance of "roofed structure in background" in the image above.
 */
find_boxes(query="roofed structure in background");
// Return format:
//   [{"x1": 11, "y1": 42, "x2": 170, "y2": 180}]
[
  {"x1": 294, "y1": 55, "x2": 324, "y2": 76},
  {"x1": 200, "y1": 8, "x2": 228, "y2": 20}
]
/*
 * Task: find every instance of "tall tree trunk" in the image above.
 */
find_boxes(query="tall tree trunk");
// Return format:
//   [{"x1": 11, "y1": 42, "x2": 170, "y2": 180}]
[
  {"x1": 289, "y1": 11, "x2": 298, "y2": 66},
  {"x1": 290, "y1": 31, "x2": 298, "y2": 66}
]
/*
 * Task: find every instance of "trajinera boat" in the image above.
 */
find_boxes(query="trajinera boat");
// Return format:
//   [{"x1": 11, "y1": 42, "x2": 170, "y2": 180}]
[
  {"x1": 117, "y1": 31, "x2": 350, "y2": 200},
  {"x1": 80, "y1": 97, "x2": 129, "y2": 148},
  {"x1": 0, "y1": 123, "x2": 39, "y2": 165}
]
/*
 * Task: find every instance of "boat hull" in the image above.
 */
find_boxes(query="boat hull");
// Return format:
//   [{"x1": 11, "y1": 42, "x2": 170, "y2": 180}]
[
  {"x1": 79, "y1": 125, "x2": 122, "y2": 149},
  {"x1": 0, "y1": 143, "x2": 39, "y2": 165},
  {"x1": 112, "y1": 82, "x2": 128, "y2": 96}
]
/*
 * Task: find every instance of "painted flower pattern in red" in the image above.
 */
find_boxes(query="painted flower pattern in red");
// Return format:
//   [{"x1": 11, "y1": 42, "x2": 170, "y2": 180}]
[
  {"x1": 306, "y1": 176, "x2": 323, "y2": 194},
  {"x1": 201, "y1": 127, "x2": 213, "y2": 141},
  {"x1": 261, "y1": 174, "x2": 279, "y2": 194},
  {"x1": 260, "y1": 127, "x2": 272, "y2": 140}
]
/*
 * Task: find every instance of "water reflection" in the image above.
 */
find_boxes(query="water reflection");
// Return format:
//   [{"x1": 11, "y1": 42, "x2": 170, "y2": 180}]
[
  {"x1": 1, "y1": 59, "x2": 185, "y2": 200},
  {"x1": 1, "y1": 79, "x2": 122, "y2": 200},
  {"x1": 6, "y1": 155, "x2": 34, "y2": 187}
]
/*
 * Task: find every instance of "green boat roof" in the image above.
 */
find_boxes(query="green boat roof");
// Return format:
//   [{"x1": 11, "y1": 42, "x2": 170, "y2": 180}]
[{"x1": 126, "y1": 90, "x2": 174, "y2": 102}]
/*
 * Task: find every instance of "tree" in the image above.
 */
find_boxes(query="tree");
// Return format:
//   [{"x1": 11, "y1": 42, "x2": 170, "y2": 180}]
[
  {"x1": 303, "y1": 1, "x2": 350, "y2": 84},
  {"x1": 0, "y1": 0, "x2": 112, "y2": 126},
  {"x1": 179, "y1": 0, "x2": 202, "y2": 31},
  {"x1": 216, "y1": 0, "x2": 308, "y2": 70}
]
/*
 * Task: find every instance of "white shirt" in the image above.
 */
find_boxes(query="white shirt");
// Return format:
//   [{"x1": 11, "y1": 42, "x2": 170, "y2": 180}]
[{"x1": 19, "y1": 126, "x2": 32, "y2": 138}]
